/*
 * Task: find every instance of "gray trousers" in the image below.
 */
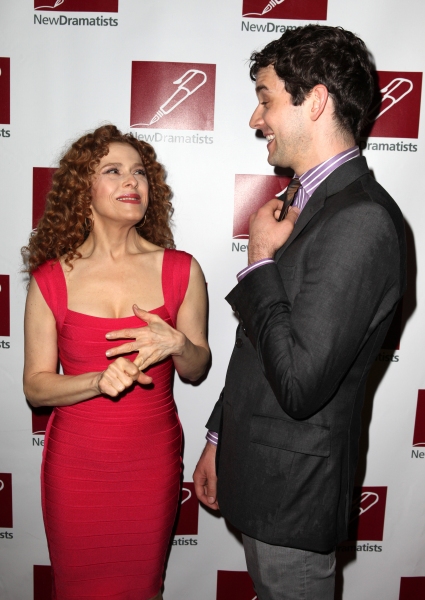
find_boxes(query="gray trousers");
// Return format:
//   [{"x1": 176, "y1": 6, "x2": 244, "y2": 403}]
[{"x1": 242, "y1": 534, "x2": 336, "y2": 600}]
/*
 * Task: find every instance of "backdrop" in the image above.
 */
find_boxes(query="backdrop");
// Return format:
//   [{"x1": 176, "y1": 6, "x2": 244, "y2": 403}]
[{"x1": 0, "y1": 1, "x2": 424, "y2": 599}]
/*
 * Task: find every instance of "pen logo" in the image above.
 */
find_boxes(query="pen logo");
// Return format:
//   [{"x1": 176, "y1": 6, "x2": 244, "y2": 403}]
[
  {"x1": 0, "y1": 474, "x2": 13, "y2": 528},
  {"x1": 32, "y1": 407, "x2": 53, "y2": 436},
  {"x1": 242, "y1": 0, "x2": 328, "y2": 20},
  {"x1": 0, "y1": 275, "x2": 10, "y2": 337},
  {"x1": 233, "y1": 174, "x2": 291, "y2": 239},
  {"x1": 34, "y1": 0, "x2": 119, "y2": 11},
  {"x1": 347, "y1": 486, "x2": 387, "y2": 541},
  {"x1": 131, "y1": 62, "x2": 216, "y2": 131},
  {"x1": 174, "y1": 482, "x2": 199, "y2": 535},
  {"x1": 399, "y1": 577, "x2": 425, "y2": 599},
  {"x1": 34, "y1": 565, "x2": 52, "y2": 600},
  {"x1": 216, "y1": 571, "x2": 256, "y2": 600},
  {"x1": 366, "y1": 71, "x2": 422, "y2": 139},
  {"x1": 412, "y1": 390, "x2": 425, "y2": 447},
  {"x1": 0, "y1": 58, "x2": 10, "y2": 124},
  {"x1": 33, "y1": 167, "x2": 56, "y2": 229}
]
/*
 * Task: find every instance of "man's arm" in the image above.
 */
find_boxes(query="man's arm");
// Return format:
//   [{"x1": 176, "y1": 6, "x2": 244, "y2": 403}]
[
  {"x1": 227, "y1": 200, "x2": 402, "y2": 419},
  {"x1": 193, "y1": 389, "x2": 224, "y2": 509},
  {"x1": 193, "y1": 442, "x2": 219, "y2": 510}
]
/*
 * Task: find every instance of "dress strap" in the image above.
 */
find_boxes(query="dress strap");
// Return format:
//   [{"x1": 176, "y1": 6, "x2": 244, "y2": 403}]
[
  {"x1": 161, "y1": 249, "x2": 192, "y2": 327},
  {"x1": 32, "y1": 260, "x2": 68, "y2": 332}
]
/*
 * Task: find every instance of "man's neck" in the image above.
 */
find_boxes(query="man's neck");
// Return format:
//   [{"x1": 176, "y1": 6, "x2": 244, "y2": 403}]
[{"x1": 293, "y1": 125, "x2": 356, "y2": 175}]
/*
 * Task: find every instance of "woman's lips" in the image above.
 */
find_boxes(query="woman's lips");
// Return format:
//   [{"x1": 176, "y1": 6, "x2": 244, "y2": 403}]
[{"x1": 116, "y1": 194, "x2": 141, "y2": 204}]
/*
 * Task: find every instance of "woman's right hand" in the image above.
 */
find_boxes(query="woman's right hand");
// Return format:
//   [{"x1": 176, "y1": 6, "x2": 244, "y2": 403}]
[{"x1": 95, "y1": 357, "x2": 152, "y2": 397}]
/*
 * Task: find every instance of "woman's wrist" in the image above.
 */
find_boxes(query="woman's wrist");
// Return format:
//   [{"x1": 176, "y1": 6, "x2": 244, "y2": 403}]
[
  {"x1": 92, "y1": 371, "x2": 105, "y2": 395},
  {"x1": 171, "y1": 330, "x2": 188, "y2": 357}
]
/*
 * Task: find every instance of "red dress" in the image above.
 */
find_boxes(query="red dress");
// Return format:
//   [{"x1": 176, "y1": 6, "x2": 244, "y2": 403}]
[{"x1": 33, "y1": 249, "x2": 192, "y2": 600}]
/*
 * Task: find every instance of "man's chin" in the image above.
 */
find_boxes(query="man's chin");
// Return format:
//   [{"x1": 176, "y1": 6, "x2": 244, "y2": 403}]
[
  {"x1": 267, "y1": 153, "x2": 281, "y2": 168},
  {"x1": 267, "y1": 153, "x2": 277, "y2": 166}
]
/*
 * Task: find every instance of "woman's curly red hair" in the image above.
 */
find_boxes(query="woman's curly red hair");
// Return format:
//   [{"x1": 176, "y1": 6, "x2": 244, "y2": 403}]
[{"x1": 22, "y1": 124, "x2": 175, "y2": 273}]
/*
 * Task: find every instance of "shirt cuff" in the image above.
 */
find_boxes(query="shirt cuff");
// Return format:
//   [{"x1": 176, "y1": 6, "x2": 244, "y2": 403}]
[
  {"x1": 237, "y1": 258, "x2": 275, "y2": 282},
  {"x1": 206, "y1": 430, "x2": 218, "y2": 445}
]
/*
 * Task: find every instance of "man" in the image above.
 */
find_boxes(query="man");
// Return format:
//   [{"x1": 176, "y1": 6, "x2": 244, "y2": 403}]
[{"x1": 193, "y1": 25, "x2": 406, "y2": 599}]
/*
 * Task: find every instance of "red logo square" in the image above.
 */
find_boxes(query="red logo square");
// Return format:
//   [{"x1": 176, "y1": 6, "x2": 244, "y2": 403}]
[
  {"x1": 32, "y1": 407, "x2": 53, "y2": 435},
  {"x1": 233, "y1": 174, "x2": 291, "y2": 239},
  {"x1": 34, "y1": 565, "x2": 52, "y2": 600},
  {"x1": 366, "y1": 72, "x2": 422, "y2": 139},
  {"x1": 34, "y1": 0, "x2": 118, "y2": 12},
  {"x1": 216, "y1": 571, "x2": 256, "y2": 600},
  {"x1": 413, "y1": 390, "x2": 425, "y2": 447},
  {"x1": 174, "y1": 482, "x2": 199, "y2": 535},
  {"x1": 381, "y1": 300, "x2": 403, "y2": 350},
  {"x1": 131, "y1": 62, "x2": 216, "y2": 131},
  {"x1": 242, "y1": 0, "x2": 328, "y2": 20},
  {"x1": 33, "y1": 167, "x2": 56, "y2": 229},
  {"x1": 0, "y1": 275, "x2": 10, "y2": 337},
  {"x1": 347, "y1": 486, "x2": 387, "y2": 541},
  {"x1": 399, "y1": 577, "x2": 425, "y2": 599},
  {"x1": 0, "y1": 58, "x2": 10, "y2": 125},
  {"x1": 0, "y1": 474, "x2": 13, "y2": 528}
]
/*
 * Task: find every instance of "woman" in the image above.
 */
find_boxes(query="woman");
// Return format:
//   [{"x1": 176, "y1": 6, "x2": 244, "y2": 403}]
[{"x1": 23, "y1": 124, "x2": 210, "y2": 600}]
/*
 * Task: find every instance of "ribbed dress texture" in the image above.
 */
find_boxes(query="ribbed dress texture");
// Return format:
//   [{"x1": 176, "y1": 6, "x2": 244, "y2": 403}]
[{"x1": 33, "y1": 249, "x2": 192, "y2": 600}]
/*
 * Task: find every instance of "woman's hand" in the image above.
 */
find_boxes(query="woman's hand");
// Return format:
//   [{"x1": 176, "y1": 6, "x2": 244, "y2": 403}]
[
  {"x1": 105, "y1": 257, "x2": 210, "y2": 382},
  {"x1": 96, "y1": 355, "x2": 152, "y2": 397},
  {"x1": 105, "y1": 305, "x2": 185, "y2": 372}
]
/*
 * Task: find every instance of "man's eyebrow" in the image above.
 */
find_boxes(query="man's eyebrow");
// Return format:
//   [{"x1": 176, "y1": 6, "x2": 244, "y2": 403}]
[{"x1": 255, "y1": 84, "x2": 270, "y2": 94}]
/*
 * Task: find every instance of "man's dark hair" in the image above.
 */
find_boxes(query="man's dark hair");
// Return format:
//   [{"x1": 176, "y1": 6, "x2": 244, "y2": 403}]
[{"x1": 250, "y1": 25, "x2": 374, "y2": 139}]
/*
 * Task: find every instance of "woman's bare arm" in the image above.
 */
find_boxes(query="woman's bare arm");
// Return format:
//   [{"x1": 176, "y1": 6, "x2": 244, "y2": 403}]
[
  {"x1": 23, "y1": 278, "x2": 147, "y2": 407},
  {"x1": 172, "y1": 257, "x2": 210, "y2": 380}
]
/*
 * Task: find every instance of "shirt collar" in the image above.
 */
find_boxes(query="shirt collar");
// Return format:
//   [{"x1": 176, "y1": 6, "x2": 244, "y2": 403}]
[{"x1": 296, "y1": 146, "x2": 360, "y2": 200}]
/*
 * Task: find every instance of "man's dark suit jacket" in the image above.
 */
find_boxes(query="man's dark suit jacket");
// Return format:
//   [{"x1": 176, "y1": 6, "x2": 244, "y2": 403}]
[{"x1": 207, "y1": 156, "x2": 406, "y2": 553}]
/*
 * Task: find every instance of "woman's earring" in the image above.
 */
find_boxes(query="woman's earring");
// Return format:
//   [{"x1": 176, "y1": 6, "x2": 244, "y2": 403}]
[
  {"x1": 84, "y1": 216, "x2": 94, "y2": 232},
  {"x1": 138, "y1": 215, "x2": 147, "y2": 228}
]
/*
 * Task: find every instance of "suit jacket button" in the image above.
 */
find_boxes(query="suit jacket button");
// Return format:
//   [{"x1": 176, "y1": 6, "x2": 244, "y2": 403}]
[{"x1": 235, "y1": 337, "x2": 243, "y2": 348}]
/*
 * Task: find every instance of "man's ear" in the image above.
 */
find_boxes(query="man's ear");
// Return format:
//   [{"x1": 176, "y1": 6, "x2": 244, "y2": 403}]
[{"x1": 309, "y1": 84, "x2": 329, "y2": 122}]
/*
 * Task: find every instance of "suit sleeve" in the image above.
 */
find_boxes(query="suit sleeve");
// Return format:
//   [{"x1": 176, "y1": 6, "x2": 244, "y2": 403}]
[
  {"x1": 226, "y1": 201, "x2": 402, "y2": 420},
  {"x1": 205, "y1": 388, "x2": 224, "y2": 431}
]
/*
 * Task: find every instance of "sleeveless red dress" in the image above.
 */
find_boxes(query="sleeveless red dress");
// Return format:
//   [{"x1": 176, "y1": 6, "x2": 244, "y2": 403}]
[{"x1": 33, "y1": 249, "x2": 192, "y2": 600}]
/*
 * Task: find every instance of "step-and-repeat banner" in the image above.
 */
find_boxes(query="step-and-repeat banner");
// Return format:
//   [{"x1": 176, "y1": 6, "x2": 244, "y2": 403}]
[{"x1": 1, "y1": 1, "x2": 425, "y2": 598}]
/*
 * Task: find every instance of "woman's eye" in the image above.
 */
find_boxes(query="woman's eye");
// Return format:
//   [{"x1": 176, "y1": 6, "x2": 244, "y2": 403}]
[
  {"x1": 105, "y1": 168, "x2": 119, "y2": 174},
  {"x1": 135, "y1": 169, "x2": 146, "y2": 176}
]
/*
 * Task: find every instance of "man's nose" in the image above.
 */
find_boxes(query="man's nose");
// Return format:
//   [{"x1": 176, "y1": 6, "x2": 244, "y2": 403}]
[{"x1": 249, "y1": 105, "x2": 263, "y2": 129}]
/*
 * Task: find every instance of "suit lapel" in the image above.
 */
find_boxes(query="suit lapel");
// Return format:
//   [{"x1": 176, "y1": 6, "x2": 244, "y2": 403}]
[{"x1": 274, "y1": 157, "x2": 370, "y2": 262}]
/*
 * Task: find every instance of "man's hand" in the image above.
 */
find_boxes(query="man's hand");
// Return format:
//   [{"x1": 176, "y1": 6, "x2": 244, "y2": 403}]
[
  {"x1": 193, "y1": 442, "x2": 219, "y2": 510},
  {"x1": 248, "y1": 201, "x2": 300, "y2": 264}
]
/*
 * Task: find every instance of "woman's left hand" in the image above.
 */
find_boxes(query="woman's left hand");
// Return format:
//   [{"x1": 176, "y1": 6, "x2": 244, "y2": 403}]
[{"x1": 105, "y1": 304, "x2": 185, "y2": 371}]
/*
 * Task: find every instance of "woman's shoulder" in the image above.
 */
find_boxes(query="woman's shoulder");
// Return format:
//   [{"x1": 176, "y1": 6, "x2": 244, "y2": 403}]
[
  {"x1": 32, "y1": 258, "x2": 59, "y2": 280},
  {"x1": 164, "y1": 248, "x2": 193, "y2": 269}
]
